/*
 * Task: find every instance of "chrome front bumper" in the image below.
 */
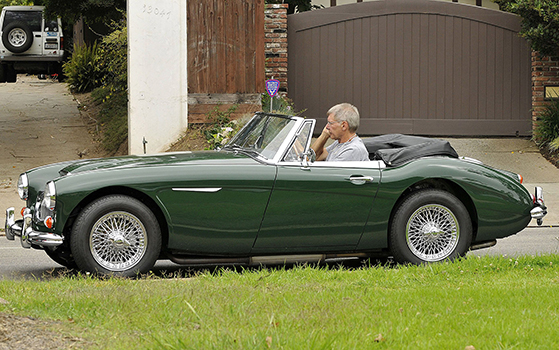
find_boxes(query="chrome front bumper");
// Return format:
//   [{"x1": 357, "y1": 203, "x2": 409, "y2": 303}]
[
  {"x1": 5, "y1": 207, "x2": 63, "y2": 248},
  {"x1": 530, "y1": 187, "x2": 547, "y2": 226}
]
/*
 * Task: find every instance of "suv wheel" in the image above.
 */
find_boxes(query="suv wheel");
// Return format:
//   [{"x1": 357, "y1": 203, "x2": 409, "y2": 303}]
[{"x1": 2, "y1": 21, "x2": 33, "y2": 53}]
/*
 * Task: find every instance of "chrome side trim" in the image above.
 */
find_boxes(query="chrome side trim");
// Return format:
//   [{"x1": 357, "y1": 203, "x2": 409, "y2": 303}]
[
  {"x1": 469, "y1": 240, "x2": 497, "y2": 251},
  {"x1": 279, "y1": 160, "x2": 386, "y2": 169},
  {"x1": 172, "y1": 188, "x2": 222, "y2": 193}
]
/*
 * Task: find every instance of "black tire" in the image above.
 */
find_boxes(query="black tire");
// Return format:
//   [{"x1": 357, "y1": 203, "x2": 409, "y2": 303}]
[
  {"x1": 389, "y1": 189, "x2": 472, "y2": 264},
  {"x1": 6, "y1": 64, "x2": 16, "y2": 83},
  {"x1": 0, "y1": 65, "x2": 6, "y2": 83},
  {"x1": 2, "y1": 21, "x2": 33, "y2": 53},
  {"x1": 70, "y1": 195, "x2": 162, "y2": 277},
  {"x1": 44, "y1": 245, "x2": 77, "y2": 269}
]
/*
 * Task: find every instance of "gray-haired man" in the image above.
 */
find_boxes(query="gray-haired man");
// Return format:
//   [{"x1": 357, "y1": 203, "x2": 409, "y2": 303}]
[{"x1": 311, "y1": 103, "x2": 369, "y2": 162}]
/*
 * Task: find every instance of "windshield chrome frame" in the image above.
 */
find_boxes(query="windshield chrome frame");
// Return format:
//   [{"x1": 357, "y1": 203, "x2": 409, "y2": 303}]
[
  {"x1": 266, "y1": 116, "x2": 306, "y2": 164},
  {"x1": 224, "y1": 113, "x2": 307, "y2": 164},
  {"x1": 276, "y1": 119, "x2": 316, "y2": 164}
]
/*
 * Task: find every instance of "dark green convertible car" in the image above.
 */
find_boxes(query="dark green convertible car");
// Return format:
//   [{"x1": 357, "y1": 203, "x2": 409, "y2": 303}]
[{"x1": 5, "y1": 113, "x2": 547, "y2": 276}]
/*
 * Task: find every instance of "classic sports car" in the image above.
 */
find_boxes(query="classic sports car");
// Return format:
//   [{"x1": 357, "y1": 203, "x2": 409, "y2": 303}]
[{"x1": 5, "y1": 113, "x2": 547, "y2": 276}]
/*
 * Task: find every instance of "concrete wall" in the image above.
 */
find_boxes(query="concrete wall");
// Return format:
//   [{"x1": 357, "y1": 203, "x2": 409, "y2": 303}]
[{"x1": 127, "y1": 1, "x2": 188, "y2": 154}]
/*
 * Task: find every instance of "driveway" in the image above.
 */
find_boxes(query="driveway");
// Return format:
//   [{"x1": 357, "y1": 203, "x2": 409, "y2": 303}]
[{"x1": 0, "y1": 77, "x2": 102, "y2": 224}]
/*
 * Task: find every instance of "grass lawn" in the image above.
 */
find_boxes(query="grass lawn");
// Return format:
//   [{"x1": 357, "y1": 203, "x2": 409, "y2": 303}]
[{"x1": 1, "y1": 255, "x2": 559, "y2": 349}]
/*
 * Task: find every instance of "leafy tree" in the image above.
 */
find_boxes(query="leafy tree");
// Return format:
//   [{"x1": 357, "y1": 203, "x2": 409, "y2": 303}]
[
  {"x1": 494, "y1": 0, "x2": 559, "y2": 56},
  {"x1": 40, "y1": 0, "x2": 125, "y2": 24},
  {"x1": 0, "y1": 0, "x2": 34, "y2": 12}
]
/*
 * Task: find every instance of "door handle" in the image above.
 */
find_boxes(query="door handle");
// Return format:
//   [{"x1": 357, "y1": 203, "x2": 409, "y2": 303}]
[{"x1": 348, "y1": 175, "x2": 374, "y2": 185}]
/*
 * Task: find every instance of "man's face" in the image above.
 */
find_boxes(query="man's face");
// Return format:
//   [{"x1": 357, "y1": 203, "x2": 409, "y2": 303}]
[{"x1": 326, "y1": 113, "x2": 345, "y2": 140}]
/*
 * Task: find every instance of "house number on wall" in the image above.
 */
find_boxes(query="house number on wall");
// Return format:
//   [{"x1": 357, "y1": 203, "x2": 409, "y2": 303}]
[{"x1": 143, "y1": 4, "x2": 172, "y2": 20}]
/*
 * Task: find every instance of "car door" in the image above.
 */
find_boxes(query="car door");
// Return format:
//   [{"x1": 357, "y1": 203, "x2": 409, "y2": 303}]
[
  {"x1": 253, "y1": 160, "x2": 381, "y2": 253},
  {"x1": 157, "y1": 158, "x2": 277, "y2": 255}
]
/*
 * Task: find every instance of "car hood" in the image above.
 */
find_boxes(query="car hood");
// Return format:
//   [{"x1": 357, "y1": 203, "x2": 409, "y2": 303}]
[{"x1": 58, "y1": 150, "x2": 246, "y2": 176}]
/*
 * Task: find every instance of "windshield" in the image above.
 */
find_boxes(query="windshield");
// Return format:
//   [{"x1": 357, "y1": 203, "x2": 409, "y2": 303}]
[{"x1": 225, "y1": 114, "x2": 297, "y2": 160}]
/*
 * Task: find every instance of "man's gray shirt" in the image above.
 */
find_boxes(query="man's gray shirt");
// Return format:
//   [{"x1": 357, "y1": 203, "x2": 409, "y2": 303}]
[{"x1": 325, "y1": 135, "x2": 370, "y2": 161}]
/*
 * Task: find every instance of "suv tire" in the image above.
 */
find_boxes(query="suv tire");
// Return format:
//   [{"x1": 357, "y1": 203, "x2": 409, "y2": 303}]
[
  {"x1": 0, "y1": 65, "x2": 5, "y2": 83},
  {"x1": 2, "y1": 21, "x2": 33, "y2": 53},
  {"x1": 6, "y1": 64, "x2": 16, "y2": 82}
]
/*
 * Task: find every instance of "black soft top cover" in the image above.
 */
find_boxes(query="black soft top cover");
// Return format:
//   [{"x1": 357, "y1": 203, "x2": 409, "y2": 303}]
[{"x1": 363, "y1": 134, "x2": 459, "y2": 167}]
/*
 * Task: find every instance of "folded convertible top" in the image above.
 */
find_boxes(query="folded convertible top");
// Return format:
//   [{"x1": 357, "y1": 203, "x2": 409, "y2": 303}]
[{"x1": 363, "y1": 134, "x2": 459, "y2": 167}]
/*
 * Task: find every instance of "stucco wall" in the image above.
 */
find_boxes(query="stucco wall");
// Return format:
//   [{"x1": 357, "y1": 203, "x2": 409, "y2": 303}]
[{"x1": 127, "y1": 1, "x2": 188, "y2": 154}]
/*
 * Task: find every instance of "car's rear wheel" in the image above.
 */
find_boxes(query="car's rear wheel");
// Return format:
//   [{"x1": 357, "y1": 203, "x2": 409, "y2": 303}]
[
  {"x1": 2, "y1": 21, "x2": 33, "y2": 53},
  {"x1": 389, "y1": 189, "x2": 472, "y2": 264},
  {"x1": 71, "y1": 195, "x2": 161, "y2": 277}
]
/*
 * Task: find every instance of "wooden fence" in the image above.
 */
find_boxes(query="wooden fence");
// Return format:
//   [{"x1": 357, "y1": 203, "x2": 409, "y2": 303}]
[{"x1": 187, "y1": 0, "x2": 265, "y2": 122}]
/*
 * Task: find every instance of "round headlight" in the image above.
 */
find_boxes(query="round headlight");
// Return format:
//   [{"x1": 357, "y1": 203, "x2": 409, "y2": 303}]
[
  {"x1": 43, "y1": 181, "x2": 56, "y2": 211},
  {"x1": 17, "y1": 174, "x2": 29, "y2": 200}
]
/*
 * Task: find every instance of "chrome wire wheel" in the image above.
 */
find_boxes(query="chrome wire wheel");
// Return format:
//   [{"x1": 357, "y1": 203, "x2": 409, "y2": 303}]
[
  {"x1": 89, "y1": 211, "x2": 148, "y2": 272},
  {"x1": 406, "y1": 204, "x2": 459, "y2": 262}
]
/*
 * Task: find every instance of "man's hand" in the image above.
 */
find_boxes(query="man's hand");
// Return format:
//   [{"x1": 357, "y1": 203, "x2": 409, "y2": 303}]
[{"x1": 311, "y1": 124, "x2": 332, "y2": 161}]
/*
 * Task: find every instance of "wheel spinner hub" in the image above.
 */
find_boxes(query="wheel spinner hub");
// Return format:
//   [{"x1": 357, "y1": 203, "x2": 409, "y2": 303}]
[
  {"x1": 108, "y1": 231, "x2": 130, "y2": 248},
  {"x1": 406, "y1": 204, "x2": 460, "y2": 262},
  {"x1": 90, "y1": 211, "x2": 148, "y2": 271},
  {"x1": 421, "y1": 222, "x2": 443, "y2": 238}
]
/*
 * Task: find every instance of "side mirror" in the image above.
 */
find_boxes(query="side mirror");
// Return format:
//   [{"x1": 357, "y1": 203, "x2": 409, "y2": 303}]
[{"x1": 301, "y1": 148, "x2": 316, "y2": 167}]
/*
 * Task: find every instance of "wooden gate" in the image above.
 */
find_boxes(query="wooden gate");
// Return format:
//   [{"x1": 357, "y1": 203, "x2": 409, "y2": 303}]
[
  {"x1": 287, "y1": 0, "x2": 532, "y2": 136},
  {"x1": 187, "y1": 0, "x2": 265, "y2": 122}
]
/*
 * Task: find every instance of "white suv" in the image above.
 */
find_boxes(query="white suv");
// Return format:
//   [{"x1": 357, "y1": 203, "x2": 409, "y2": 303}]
[{"x1": 0, "y1": 6, "x2": 64, "y2": 82}]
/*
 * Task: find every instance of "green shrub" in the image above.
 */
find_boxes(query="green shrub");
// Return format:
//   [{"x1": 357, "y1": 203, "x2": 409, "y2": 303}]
[
  {"x1": 92, "y1": 86, "x2": 128, "y2": 155},
  {"x1": 261, "y1": 93, "x2": 306, "y2": 116},
  {"x1": 533, "y1": 99, "x2": 559, "y2": 153},
  {"x1": 98, "y1": 22, "x2": 127, "y2": 94},
  {"x1": 63, "y1": 42, "x2": 102, "y2": 92},
  {"x1": 203, "y1": 105, "x2": 239, "y2": 150}
]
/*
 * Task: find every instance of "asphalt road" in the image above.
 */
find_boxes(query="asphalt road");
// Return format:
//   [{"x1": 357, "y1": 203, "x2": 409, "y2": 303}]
[
  {"x1": 0, "y1": 227, "x2": 557, "y2": 280},
  {"x1": 0, "y1": 237, "x2": 182, "y2": 279}
]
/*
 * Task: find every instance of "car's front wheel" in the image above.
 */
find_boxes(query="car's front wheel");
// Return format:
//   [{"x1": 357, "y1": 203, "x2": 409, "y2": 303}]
[
  {"x1": 70, "y1": 195, "x2": 162, "y2": 277},
  {"x1": 389, "y1": 189, "x2": 472, "y2": 264}
]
